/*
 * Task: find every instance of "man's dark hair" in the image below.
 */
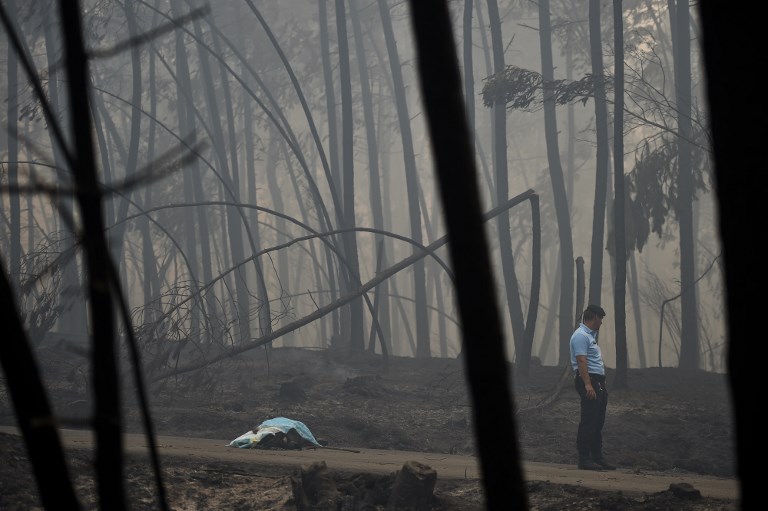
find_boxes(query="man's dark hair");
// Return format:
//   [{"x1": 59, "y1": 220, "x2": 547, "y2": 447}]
[{"x1": 583, "y1": 304, "x2": 606, "y2": 321}]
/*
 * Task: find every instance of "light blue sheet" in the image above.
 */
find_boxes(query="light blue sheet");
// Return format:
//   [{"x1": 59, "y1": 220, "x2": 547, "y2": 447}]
[{"x1": 229, "y1": 417, "x2": 322, "y2": 448}]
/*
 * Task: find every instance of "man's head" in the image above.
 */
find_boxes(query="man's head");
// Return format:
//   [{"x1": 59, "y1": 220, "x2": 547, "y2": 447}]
[{"x1": 583, "y1": 304, "x2": 606, "y2": 330}]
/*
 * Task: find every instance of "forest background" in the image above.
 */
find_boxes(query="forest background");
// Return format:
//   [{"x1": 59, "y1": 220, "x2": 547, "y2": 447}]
[
  {"x1": 0, "y1": 0, "x2": 722, "y2": 373},
  {"x1": 0, "y1": 0, "x2": 746, "y2": 509}
]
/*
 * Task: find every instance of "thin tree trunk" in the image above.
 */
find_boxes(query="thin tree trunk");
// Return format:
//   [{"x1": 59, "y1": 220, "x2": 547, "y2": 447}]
[
  {"x1": 475, "y1": 1, "x2": 497, "y2": 204},
  {"x1": 192, "y1": 15, "x2": 252, "y2": 344},
  {"x1": 320, "y1": 0, "x2": 342, "y2": 207},
  {"x1": 612, "y1": 0, "x2": 629, "y2": 388},
  {"x1": 565, "y1": 27, "x2": 576, "y2": 202},
  {"x1": 350, "y1": 0, "x2": 391, "y2": 350},
  {"x1": 538, "y1": 0, "x2": 575, "y2": 368},
  {"x1": 319, "y1": 0, "x2": 342, "y2": 337},
  {"x1": 169, "y1": 0, "x2": 203, "y2": 339},
  {"x1": 377, "y1": 0, "x2": 430, "y2": 358},
  {"x1": 673, "y1": 0, "x2": 700, "y2": 370},
  {"x1": 265, "y1": 132, "x2": 293, "y2": 345},
  {"x1": 587, "y1": 0, "x2": 610, "y2": 306},
  {"x1": 60, "y1": 1, "x2": 124, "y2": 505},
  {"x1": 6, "y1": 0, "x2": 20, "y2": 291},
  {"x1": 536, "y1": 252, "x2": 560, "y2": 363},
  {"x1": 282, "y1": 139, "x2": 330, "y2": 346},
  {"x1": 628, "y1": 252, "x2": 646, "y2": 367},
  {"x1": 463, "y1": 0, "x2": 474, "y2": 130},
  {"x1": 41, "y1": 2, "x2": 88, "y2": 338},
  {"x1": 141, "y1": 3, "x2": 161, "y2": 324},
  {"x1": 486, "y1": 0, "x2": 528, "y2": 370},
  {"x1": 107, "y1": 0, "x2": 143, "y2": 279},
  {"x1": 335, "y1": 0, "x2": 365, "y2": 352}
]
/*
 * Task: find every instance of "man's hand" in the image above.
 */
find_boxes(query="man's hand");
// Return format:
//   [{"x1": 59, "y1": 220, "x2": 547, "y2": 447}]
[{"x1": 576, "y1": 355, "x2": 596, "y2": 400}]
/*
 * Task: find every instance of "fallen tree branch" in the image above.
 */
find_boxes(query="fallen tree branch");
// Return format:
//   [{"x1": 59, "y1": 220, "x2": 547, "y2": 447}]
[{"x1": 150, "y1": 190, "x2": 536, "y2": 383}]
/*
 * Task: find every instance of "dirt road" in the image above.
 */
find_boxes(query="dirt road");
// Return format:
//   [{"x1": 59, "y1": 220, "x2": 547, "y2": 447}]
[{"x1": 0, "y1": 426, "x2": 738, "y2": 501}]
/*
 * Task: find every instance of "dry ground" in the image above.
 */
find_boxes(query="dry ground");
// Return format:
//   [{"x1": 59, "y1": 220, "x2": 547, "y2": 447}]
[{"x1": 0, "y1": 345, "x2": 738, "y2": 509}]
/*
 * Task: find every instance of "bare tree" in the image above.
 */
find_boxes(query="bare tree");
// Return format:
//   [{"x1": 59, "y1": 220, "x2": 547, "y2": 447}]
[
  {"x1": 611, "y1": 0, "x2": 629, "y2": 388},
  {"x1": 377, "y1": 0, "x2": 431, "y2": 358},
  {"x1": 587, "y1": 0, "x2": 611, "y2": 306},
  {"x1": 538, "y1": 0, "x2": 576, "y2": 369},
  {"x1": 672, "y1": 0, "x2": 700, "y2": 370},
  {"x1": 485, "y1": 0, "x2": 528, "y2": 370}
]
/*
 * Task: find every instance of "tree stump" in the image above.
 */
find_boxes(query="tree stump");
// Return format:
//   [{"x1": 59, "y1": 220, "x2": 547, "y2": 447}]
[
  {"x1": 291, "y1": 461, "x2": 340, "y2": 511},
  {"x1": 386, "y1": 461, "x2": 436, "y2": 510}
]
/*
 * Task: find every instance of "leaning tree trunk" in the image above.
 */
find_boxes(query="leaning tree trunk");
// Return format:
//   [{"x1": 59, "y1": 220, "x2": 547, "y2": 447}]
[
  {"x1": 0, "y1": 262, "x2": 81, "y2": 508},
  {"x1": 406, "y1": 2, "x2": 528, "y2": 508},
  {"x1": 60, "y1": 1, "x2": 125, "y2": 506},
  {"x1": 6, "y1": 0, "x2": 19, "y2": 291}
]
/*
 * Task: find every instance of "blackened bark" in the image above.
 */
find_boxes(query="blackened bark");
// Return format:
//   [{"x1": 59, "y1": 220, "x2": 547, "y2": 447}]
[
  {"x1": 486, "y1": 0, "x2": 528, "y2": 369},
  {"x1": 59, "y1": 1, "x2": 125, "y2": 507},
  {"x1": 698, "y1": 2, "x2": 759, "y2": 508},
  {"x1": 350, "y1": 0, "x2": 392, "y2": 351},
  {"x1": 0, "y1": 261, "x2": 81, "y2": 509},
  {"x1": 673, "y1": 0, "x2": 700, "y2": 370},
  {"x1": 407, "y1": 1, "x2": 528, "y2": 509},
  {"x1": 335, "y1": 0, "x2": 365, "y2": 352},
  {"x1": 587, "y1": 0, "x2": 610, "y2": 306},
  {"x1": 377, "y1": 0, "x2": 431, "y2": 358},
  {"x1": 538, "y1": 0, "x2": 575, "y2": 369},
  {"x1": 612, "y1": 0, "x2": 629, "y2": 388},
  {"x1": 6, "y1": 0, "x2": 20, "y2": 292}
]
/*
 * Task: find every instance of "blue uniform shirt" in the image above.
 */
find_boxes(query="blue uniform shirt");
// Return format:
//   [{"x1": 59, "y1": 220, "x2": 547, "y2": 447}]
[{"x1": 570, "y1": 323, "x2": 604, "y2": 375}]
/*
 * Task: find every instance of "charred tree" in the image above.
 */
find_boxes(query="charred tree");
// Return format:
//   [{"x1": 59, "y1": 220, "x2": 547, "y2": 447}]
[
  {"x1": 377, "y1": 0, "x2": 431, "y2": 358},
  {"x1": 486, "y1": 0, "x2": 528, "y2": 369},
  {"x1": 611, "y1": 0, "x2": 629, "y2": 388},
  {"x1": 587, "y1": 0, "x2": 610, "y2": 306},
  {"x1": 407, "y1": 1, "x2": 528, "y2": 508},
  {"x1": 538, "y1": 0, "x2": 575, "y2": 369}
]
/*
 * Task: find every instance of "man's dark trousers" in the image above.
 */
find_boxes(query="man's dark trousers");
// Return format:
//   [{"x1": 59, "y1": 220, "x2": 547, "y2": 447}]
[{"x1": 575, "y1": 374, "x2": 608, "y2": 461}]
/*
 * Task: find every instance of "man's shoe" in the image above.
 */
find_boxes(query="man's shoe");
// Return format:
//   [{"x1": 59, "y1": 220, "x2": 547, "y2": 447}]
[
  {"x1": 593, "y1": 458, "x2": 616, "y2": 470},
  {"x1": 577, "y1": 459, "x2": 604, "y2": 471}
]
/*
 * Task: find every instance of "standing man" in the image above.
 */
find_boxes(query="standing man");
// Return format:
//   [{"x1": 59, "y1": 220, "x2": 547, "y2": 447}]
[{"x1": 570, "y1": 304, "x2": 615, "y2": 471}]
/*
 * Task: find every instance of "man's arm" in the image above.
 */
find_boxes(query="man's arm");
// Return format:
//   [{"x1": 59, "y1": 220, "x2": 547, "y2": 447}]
[{"x1": 576, "y1": 355, "x2": 596, "y2": 400}]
